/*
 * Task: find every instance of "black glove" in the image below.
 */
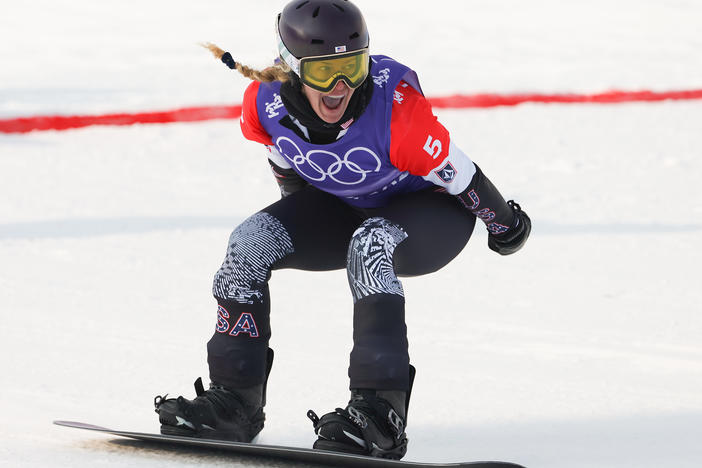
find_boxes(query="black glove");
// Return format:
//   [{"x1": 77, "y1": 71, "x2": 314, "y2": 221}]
[
  {"x1": 268, "y1": 159, "x2": 308, "y2": 198},
  {"x1": 488, "y1": 200, "x2": 531, "y2": 255}
]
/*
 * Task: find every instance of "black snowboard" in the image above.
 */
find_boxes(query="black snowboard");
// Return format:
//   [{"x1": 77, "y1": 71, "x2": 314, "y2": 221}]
[{"x1": 54, "y1": 420, "x2": 526, "y2": 468}]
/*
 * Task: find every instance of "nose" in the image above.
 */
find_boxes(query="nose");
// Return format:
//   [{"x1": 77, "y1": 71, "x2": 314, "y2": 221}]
[{"x1": 329, "y1": 80, "x2": 349, "y2": 94}]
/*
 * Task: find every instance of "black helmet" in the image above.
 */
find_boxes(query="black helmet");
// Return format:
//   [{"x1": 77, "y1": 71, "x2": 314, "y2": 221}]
[{"x1": 277, "y1": 0, "x2": 369, "y2": 60}]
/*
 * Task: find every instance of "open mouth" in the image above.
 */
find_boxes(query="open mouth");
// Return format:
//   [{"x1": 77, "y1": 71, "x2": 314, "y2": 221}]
[{"x1": 322, "y1": 94, "x2": 345, "y2": 110}]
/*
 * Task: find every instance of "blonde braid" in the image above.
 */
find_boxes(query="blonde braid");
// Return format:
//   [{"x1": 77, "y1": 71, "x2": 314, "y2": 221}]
[{"x1": 201, "y1": 42, "x2": 291, "y2": 83}]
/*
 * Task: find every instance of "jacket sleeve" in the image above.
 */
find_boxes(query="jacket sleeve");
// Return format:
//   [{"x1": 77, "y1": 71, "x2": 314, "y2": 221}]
[
  {"x1": 389, "y1": 81, "x2": 516, "y2": 234},
  {"x1": 240, "y1": 81, "x2": 273, "y2": 145},
  {"x1": 240, "y1": 81, "x2": 308, "y2": 197},
  {"x1": 267, "y1": 152, "x2": 308, "y2": 198},
  {"x1": 454, "y1": 164, "x2": 516, "y2": 234}
]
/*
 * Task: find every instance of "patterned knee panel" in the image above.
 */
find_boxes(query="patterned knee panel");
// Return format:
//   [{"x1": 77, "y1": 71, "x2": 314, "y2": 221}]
[
  {"x1": 212, "y1": 212, "x2": 294, "y2": 303},
  {"x1": 346, "y1": 217, "x2": 408, "y2": 303}
]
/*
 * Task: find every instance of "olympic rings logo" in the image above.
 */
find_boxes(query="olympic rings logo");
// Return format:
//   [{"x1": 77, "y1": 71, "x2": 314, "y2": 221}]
[{"x1": 276, "y1": 136, "x2": 382, "y2": 186}]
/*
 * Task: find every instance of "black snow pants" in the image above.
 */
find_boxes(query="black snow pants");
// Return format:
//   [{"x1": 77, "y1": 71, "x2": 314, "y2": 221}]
[{"x1": 207, "y1": 186, "x2": 476, "y2": 391}]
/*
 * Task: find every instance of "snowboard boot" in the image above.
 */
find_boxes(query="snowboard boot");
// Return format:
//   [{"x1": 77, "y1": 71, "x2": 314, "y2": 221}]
[
  {"x1": 154, "y1": 349, "x2": 273, "y2": 442},
  {"x1": 308, "y1": 366, "x2": 415, "y2": 460}
]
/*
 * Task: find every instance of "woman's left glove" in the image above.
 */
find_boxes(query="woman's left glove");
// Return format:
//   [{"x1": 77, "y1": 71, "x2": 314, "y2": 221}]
[{"x1": 488, "y1": 200, "x2": 531, "y2": 255}]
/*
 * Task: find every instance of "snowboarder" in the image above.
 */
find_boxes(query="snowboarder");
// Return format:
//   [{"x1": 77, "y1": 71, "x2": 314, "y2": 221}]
[{"x1": 155, "y1": 0, "x2": 531, "y2": 460}]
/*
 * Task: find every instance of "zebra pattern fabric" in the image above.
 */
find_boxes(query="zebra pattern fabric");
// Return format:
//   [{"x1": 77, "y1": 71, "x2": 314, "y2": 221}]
[
  {"x1": 213, "y1": 212, "x2": 294, "y2": 303},
  {"x1": 347, "y1": 217, "x2": 408, "y2": 303}
]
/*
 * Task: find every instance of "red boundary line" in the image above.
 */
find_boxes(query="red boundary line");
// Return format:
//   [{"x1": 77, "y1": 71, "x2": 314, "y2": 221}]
[{"x1": 2, "y1": 89, "x2": 701, "y2": 134}]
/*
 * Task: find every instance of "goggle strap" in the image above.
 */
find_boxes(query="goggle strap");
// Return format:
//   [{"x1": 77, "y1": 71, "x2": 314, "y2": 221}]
[{"x1": 275, "y1": 18, "x2": 300, "y2": 75}]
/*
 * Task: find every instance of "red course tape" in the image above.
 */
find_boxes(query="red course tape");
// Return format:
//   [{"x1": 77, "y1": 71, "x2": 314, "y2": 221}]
[{"x1": 2, "y1": 89, "x2": 701, "y2": 134}]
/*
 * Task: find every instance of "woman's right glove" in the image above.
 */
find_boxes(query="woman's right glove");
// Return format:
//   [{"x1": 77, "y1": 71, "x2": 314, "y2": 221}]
[{"x1": 488, "y1": 200, "x2": 531, "y2": 255}]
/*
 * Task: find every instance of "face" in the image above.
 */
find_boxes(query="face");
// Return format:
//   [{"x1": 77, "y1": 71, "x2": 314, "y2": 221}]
[{"x1": 302, "y1": 80, "x2": 356, "y2": 124}]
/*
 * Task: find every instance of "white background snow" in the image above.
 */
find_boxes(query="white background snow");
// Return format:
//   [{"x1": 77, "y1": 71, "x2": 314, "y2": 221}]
[{"x1": 1, "y1": 1, "x2": 701, "y2": 467}]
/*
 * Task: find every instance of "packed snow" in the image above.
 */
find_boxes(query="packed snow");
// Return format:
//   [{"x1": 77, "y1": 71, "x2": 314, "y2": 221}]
[{"x1": 1, "y1": 1, "x2": 701, "y2": 467}]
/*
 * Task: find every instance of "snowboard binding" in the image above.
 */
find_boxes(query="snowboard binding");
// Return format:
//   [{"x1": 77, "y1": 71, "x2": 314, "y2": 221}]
[
  {"x1": 308, "y1": 365, "x2": 415, "y2": 460},
  {"x1": 154, "y1": 348, "x2": 273, "y2": 442}
]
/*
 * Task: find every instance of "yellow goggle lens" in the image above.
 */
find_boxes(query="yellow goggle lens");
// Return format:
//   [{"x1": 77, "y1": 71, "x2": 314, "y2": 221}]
[{"x1": 300, "y1": 49, "x2": 369, "y2": 92}]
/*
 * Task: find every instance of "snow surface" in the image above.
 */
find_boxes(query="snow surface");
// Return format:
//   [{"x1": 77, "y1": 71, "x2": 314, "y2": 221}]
[{"x1": 2, "y1": 1, "x2": 702, "y2": 467}]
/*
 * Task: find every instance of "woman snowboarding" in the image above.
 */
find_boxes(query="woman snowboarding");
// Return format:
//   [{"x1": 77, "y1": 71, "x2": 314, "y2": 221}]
[{"x1": 155, "y1": 0, "x2": 531, "y2": 460}]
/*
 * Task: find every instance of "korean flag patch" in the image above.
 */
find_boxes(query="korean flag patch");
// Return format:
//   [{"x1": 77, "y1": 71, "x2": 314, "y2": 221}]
[{"x1": 434, "y1": 161, "x2": 457, "y2": 183}]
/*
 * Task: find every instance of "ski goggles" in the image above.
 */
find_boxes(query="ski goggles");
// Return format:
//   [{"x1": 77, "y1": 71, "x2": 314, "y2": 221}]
[
  {"x1": 298, "y1": 49, "x2": 370, "y2": 92},
  {"x1": 276, "y1": 24, "x2": 369, "y2": 93}
]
